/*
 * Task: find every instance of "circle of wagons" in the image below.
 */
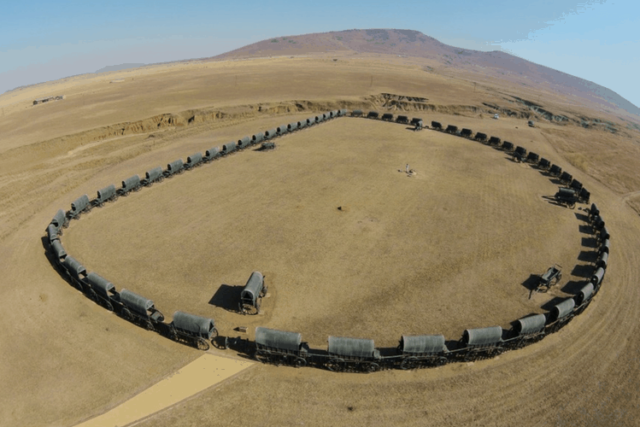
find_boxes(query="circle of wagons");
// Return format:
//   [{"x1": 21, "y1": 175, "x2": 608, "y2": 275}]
[{"x1": 45, "y1": 108, "x2": 610, "y2": 372}]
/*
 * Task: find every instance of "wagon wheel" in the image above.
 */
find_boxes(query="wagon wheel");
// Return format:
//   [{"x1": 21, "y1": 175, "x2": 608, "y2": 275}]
[
  {"x1": 557, "y1": 272, "x2": 563, "y2": 282},
  {"x1": 241, "y1": 304, "x2": 259, "y2": 315},
  {"x1": 104, "y1": 300, "x2": 114, "y2": 312},
  {"x1": 196, "y1": 337, "x2": 210, "y2": 351},
  {"x1": 463, "y1": 351, "x2": 479, "y2": 362},
  {"x1": 433, "y1": 356, "x2": 448, "y2": 367},
  {"x1": 58, "y1": 228, "x2": 64, "y2": 237},
  {"x1": 145, "y1": 320, "x2": 155, "y2": 331},
  {"x1": 113, "y1": 194, "x2": 119, "y2": 202},
  {"x1": 75, "y1": 212, "x2": 82, "y2": 220},
  {"x1": 98, "y1": 202, "x2": 105, "y2": 208},
  {"x1": 363, "y1": 362, "x2": 380, "y2": 373},
  {"x1": 167, "y1": 328, "x2": 178, "y2": 341},
  {"x1": 121, "y1": 308, "x2": 133, "y2": 321},
  {"x1": 255, "y1": 352, "x2": 270, "y2": 364},
  {"x1": 210, "y1": 328, "x2": 219, "y2": 344},
  {"x1": 400, "y1": 357, "x2": 419, "y2": 370},
  {"x1": 145, "y1": 182, "x2": 153, "y2": 187},
  {"x1": 293, "y1": 357, "x2": 307, "y2": 368},
  {"x1": 326, "y1": 358, "x2": 345, "y2": 372},
  {"x1": 86, "y1": 288, "x2": 98, "y2": 302},
  {"x1": 158, "y1": 176, "x2": 165, "y2": 183},
  {"x1": 134, "y1": 186, "x2": 141, "y2": 192}
]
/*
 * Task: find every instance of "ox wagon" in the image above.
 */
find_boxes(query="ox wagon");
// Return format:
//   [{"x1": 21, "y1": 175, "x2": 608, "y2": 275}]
[
  {"x1": 367, "y1": 111, "x2": 379, "y2": 119},
  {"x1": 66, "y1": 194, "x2": 92, "y2": 220},
  {"x1": 170, "y1": 311, "x2": 218, "y2": 350},
  {"x1": 396, "y1": 115, "x2": 409, "y2": 124},
  {"x1": 239, "y1": 271, "x2": 267, "y2": 315},
  {"x1": 559, "y1": 171, "x2": 573, "y2": 185},
  {"x1": 119, "y1": 289, "x2": 165, "y2": 330},
  {"x1": 431, "y1": 121, "x2": 443, "y2": 130},
  {"x1": 538, "y1": 158, "x2": 550, "y2": 170},
  {"x1": 255, "y1": 327, "x2": 309, "y2": 367},
  {"x1": 460, "y1": 128, "x2": 473, "y2": 138},
  {"x1": 536, "y1": 264, "x2": 562, "y2": 292},
  {"x1": 397, "y1": 334, "x2": 448, "y2": 369},
  {"x1": 164, "y1": 159, "x2": 184, "y2": 177},
  {"x1": 142, "y1": 167, "x2": 164, "y2": 186},
  {"x1": 445, "y1": 125, "x2": 458, "y2": 134},
  {"x1": 92, "y1": 184, "x2": 118, "y2": 207},
  {"x1": 119, "y1": 175, "x2": 142, "y2": 196},
  {"x1": 549, "y1": 164, "x2": 562, "y2": 177},
  {"x1": 381, "y1": 113, "x2": 394, "y2": 121},
  {"x1": 502, "y1": 141, "x2": 514, "y2": 152},
  {"x1": 459, "y1": 326, "x2": 504, "y2": 360},
  {"x1": 474, "y1": 132, "x2": 487, "y2": 142},
  {"x1": 508, "y1": 313, "x2": 546, "y2": 348},
  {"x1": 185, "y1": 153, "x2": 203, "y2": 169},
  {"x1": 85, "y1": 272, "x2": 119, "y2": 311},
  {"x1": 488, "y1": 136, "x2": 501, "y2": 146},
  {"x1": 325, "y1": 336, "x2": 381, "y2": 373},
  {"x1": 555, "y1": 187, "x2": 578, "y2": 208},
  {"x1": 513, "y1": 146, "x2": 527, "y2": 162},
  {"x1": 351, "y1": 110, "x2": 363, "y2": 117},
  {"x1": 204, "y1": 147, "x2": 221, "y2": 162},
  {"x1": 547, "y1": 298, "x2": 575, "y2": 332}
]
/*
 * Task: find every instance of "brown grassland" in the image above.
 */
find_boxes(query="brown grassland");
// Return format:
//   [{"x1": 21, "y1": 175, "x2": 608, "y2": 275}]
[{"x1": 1, "y1": 54, "x2": 640, "y2": 426}]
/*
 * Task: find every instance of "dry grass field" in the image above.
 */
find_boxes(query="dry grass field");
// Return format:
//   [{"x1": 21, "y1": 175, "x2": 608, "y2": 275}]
[{"x1": 1, "y1": 54, "x2": 640, "y2": 427}]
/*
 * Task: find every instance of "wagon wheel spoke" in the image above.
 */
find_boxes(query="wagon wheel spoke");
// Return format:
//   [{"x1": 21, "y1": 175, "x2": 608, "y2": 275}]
[
  {"x1": 294, "y1": 357, "x2": 307, "y2": 368},
  {"x1": 196, "y1": 337, "x2": 210, "y2": 351},
  {"x1": 326, "y1": 358, "x2": 344, "y2": 372},
  {"x1": 364, "y1": 362, "x2": 380, "y2": 373},
  {"x1": 401, "y1": 357, "x2": 419, "y2": 370}
]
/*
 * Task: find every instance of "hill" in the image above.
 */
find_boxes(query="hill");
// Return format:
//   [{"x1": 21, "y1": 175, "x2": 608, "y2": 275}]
[
  {"x1": 96, "y1": 63, "x2": 146, "y2": 73},
  {"x1": 213, "y1": 29, "x2": 640, "y2": 118}
]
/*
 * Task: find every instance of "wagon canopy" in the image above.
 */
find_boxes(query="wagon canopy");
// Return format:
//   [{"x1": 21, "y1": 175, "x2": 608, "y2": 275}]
[
  {"x1": 122, "y1": 175, "x2": 141, "y2": 189},
  {"x1": 63, "y1": 256, "x2": 86, "y2": 278},
  {"x1": 188, "y1": 152, "x2": 203, "y2": 164},
  {"x1": 86, "y1": 272, "x2": 115, "y2": 298},
  {"x1": 462, "y1": 326, "x2": 503, "y2": 346},
  {"x1": 71, "y1": 194, "x2": 90, "y2": 212},
  {"x1": 338, "y1": 109, "x2": 347, "y2": 116},
  {"x1": 223, "y1": 142, "x2": 237, "y2": 153},
  {"x1": 514, "y1": 314, "x2": 546, "y2": 335},
  {"x1": 400, "y1": 334, "x2": 447, "y2": 354},
  {"x1": 277, "y1": 125, "x2": 288, "y2": 134},
  {"x1": 253, "y1": 132, "x2": 265, "y2": 142},
  {"x1": 237, "y1": 136, "x2": 251, "y2": 148},
  {"x1": 577, "y1": 283, "x2": 595, "y2": 305},
  {"x1": 47, "y1": 224, "x2": 59, "y2": 242},
  {"x1": 328, "y1": 336, "x2": 375, "y2": 358},
  {"x1": 146, "y1": 167, "x2": 163, "y2": 181},
  {"x1": 51, "y1": 240, "x2": 67, "y2": 259},
  {"x1": 264, "y1": 129, "x2": 276, "y2": 139},
  {"x1": 552, "y1": 298, "x2": 575, "y2": 320},
  {"x1": 172, "y1": 311, "x2": 215, "y2": 338},
  {"x1": 288, "y1": 122, "x2": 298, "y2": 131},
  {"x1": 52, "y1": 209, "x2": 66, "y2": 227},
  {"x1": 205, "y1": 147, "x2": 220, "y2": 159},
  {"x1": 590, "y1": 203, "x2": 600, "y2": 216},
  {"x1": 351, "y1": 110, "x2": 363, "y2": 116},
  {"x1": 241, "y1": 271, "x2": 264, "y2": 304},
  {"x1": 255, "y1": 327, "x2": 301, "y2": 352},
  {"x1": 97, "y1": 184, "x2": 116, "y2": 201},
  {"x1": 120, "y1": 289, "x2": 154, "y2": 315},
  {"x1": 168, "y1": 159, "x2": 183, "y2": 172},
  {"x1": 592, "y1": 267, "x2": 605, "y2": 286}
]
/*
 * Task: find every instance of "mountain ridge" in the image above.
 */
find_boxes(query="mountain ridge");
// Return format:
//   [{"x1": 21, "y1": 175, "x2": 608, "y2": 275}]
[{"x1": 212, "y1": 29, "x2": 639, "y2": 117}]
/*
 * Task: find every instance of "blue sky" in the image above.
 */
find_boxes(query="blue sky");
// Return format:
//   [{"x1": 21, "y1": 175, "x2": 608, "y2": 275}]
[{"x1": 1, "y1": 0, "x2": 638, "y2": 108}]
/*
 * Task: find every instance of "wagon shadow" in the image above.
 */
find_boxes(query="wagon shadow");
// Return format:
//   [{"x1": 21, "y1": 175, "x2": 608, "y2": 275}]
[
  {"x1": 578, "y1": 224, "x2": 593, "y2": 234},
  {"x1": 209, "y1": 284, "x2": 243, "y2": 311},
  {"x1": 521, "y1": 274, "x2": 540, "y2": 291},
  {"x1": 577, "y1": 250, "x2": 597, "y2": 262},
  {"x1": 574, "y1": 212, "x2": 589, "y2": 222},
  {"x1": 571, "y1": 264, "x2": 594, "y2": 278},
  {"x1": 541, "y1": 196, "x2": 566, "y2": 208},
  {"x1": 40, "y1": 236, "x2": 77, "y2": 291},
  {"x1": 582, "y1": 237, "x2": 598, "y2": 248},
  {"x1": 561, "y1": 280, "x2": 587, "y2": 294},
  {"x1": 549, "y1": 178, "x2": 563, "y2": 186},
  {"x1": 541, "y1": 297, "x2": 569, "y2": 311}
]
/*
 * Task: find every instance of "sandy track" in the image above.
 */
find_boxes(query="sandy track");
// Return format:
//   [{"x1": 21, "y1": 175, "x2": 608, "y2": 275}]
[{"x1": 74, "y1": 354, "x2": 252, "y2": 427}]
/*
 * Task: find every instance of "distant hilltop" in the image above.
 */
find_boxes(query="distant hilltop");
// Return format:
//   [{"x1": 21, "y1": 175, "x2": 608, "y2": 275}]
[
  {"x1": 211, "y1": 29, "x2": 639, "y2": 118},
  {"x1": 95, "y1": 63, "x2": 146, "y2": 73}
]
